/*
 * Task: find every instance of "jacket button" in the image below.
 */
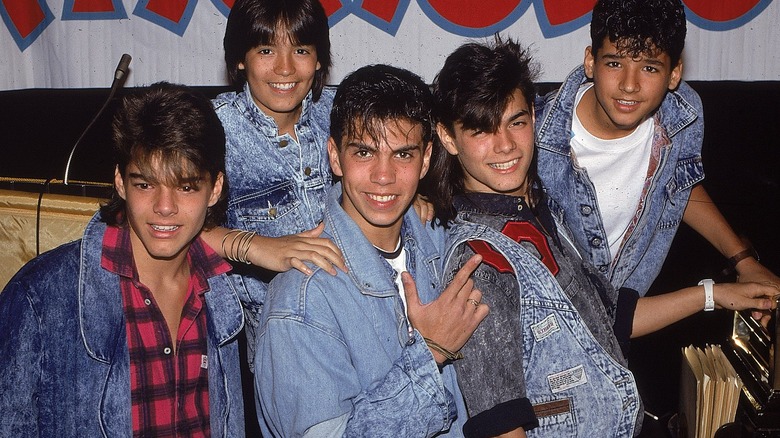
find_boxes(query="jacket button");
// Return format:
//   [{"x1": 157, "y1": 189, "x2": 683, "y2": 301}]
[
  {"x1": 590, "y1": 237, "x2": 602, "y2": 247},
  {"x1": 581, "y1": 205, "x2": 592, "y2": 215},
  {"x1": 268, "y1": 207, "x2": 277, "y2": 218},
  {"x1": 599, "y1": 265, "x2": 608, "y2": 273},
  {"x1": 163, "y1": 347, "x2": 172, "y2": 355},
  {"x1": 279, "y1": 139, "x2": 288, "y2": 148},
  {"x1": 144, "y1": 298, "x2": 151, "y2": 306},
  {"x1": 304, "y1": 167, "x2": 312, "y2": 176}
]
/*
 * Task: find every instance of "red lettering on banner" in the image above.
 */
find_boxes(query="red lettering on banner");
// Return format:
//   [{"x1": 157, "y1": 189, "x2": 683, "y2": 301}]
[
  {"x1": 467, "y1": 221, "x2": 559, "y2": 276},
  {"x1": 72, "y1": 0, "x2": 115, "y2": 13},
  {"x1": 3, "y1": 0, "x2": 45, "y2": 38},
  {"x1": 145, "y1": 0, "x2": 189, "y2": 23},
  {"x1": 542, "y1": 0, "x2": 596, "y2": 26},
  {"x1": 683, "y1": 0, "x2": 760, "y2": 22},
  {"x1": 362, "y1": 0, "x2": 400, "y2": 23},
  {"x1": 426, "y1": 0, "x2": 521, "y2": 28},
  {"x1": 319, "y1": 0, "x2": 343, "y2": 17}
]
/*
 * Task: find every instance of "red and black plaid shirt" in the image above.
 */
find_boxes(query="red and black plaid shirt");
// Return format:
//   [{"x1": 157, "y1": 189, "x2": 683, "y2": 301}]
[{"x1": 101, "y1": 225, "x2": 231, "y2": 437}]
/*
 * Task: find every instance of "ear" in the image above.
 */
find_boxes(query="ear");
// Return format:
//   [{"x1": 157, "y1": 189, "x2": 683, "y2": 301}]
[
  {"x1": 238, "y1": 61, "x2": 246, "y2": 71},
  {"x1": 208, "y1": 172, "x2": 225, "y2": 207},
  {"x1": 583, "y1": 46, "x2": 595, "y2": 79},
  {"x1": 419, "y1": 141, "x2": 433, "y2": 180},
  {"x1": 316, "y1": 61, "x2": 321, "y2": 71},
  {"x1": 668, "y1": 59, "x2": 683, "y2": 91},
  {"x1": 327, "y1": 137, "x2": 343, "y2": 177},
  {"x1": 436, "y1": 123, "x2": 459, "y2": 156},
  {"x1": 114, "y1": 166, "x2": 127, "y2": 200}
]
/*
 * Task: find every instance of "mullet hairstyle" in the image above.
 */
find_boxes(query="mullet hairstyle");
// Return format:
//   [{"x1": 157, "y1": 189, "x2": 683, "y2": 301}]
[
  {"x1": 223, "y1": 0, "x2": 331, "y2": 99},
  {"x1": 329, "y1": 64, "x2": 435, "y2": 154},
  {"x1": 427, "y1": 36, "x2": 540, "y2": 227},
  {"x1": 590, "y1": 0, "x2": 687, "y2": 67},
  {"x1": 100, "y1": 82, "x2": 228, "y2": 229}
]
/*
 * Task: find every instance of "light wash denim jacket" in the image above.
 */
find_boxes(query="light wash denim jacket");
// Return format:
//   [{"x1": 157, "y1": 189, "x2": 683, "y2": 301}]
[
  {"x1": 254, "y1": 183, "x2": 467, "y2": 437},
  {"x1": 535, "y1": 66, "x2": 705, "y2": 295},
  {"x1": 214, "y1": 83, "x2": 335, "y2": 238},
  {"x1": 444, "y1": 214, "x2": 642, "y2": 437},
  {"x1": 0, "y1": 216, "x2": 253, "y2": 437}
]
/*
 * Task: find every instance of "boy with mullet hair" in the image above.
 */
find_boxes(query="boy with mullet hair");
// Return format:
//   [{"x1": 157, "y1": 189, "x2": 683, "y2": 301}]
[
  {"x1": 255, "y1": 65, "x2": 487, "y2": 437},
  {"x1": 0, "y1": 83, "x2": 252, "y2": 437}
]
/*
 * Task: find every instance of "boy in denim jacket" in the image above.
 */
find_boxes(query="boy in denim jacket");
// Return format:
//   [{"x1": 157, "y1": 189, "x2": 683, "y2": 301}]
[
  {"x1": 255, "y1": 65, "x2": 487, "y2": 437},
  {"x1": 0, "y1": 83, "x2": 252, "y2": 437},
  {"x1": 535, "y1": 0, "x2": 780, "y2": 297}
]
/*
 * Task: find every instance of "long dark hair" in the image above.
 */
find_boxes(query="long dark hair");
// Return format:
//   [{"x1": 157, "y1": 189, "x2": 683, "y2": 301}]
[{"x1": 425, "y1": 36, "x2": 540, "y2": 227}]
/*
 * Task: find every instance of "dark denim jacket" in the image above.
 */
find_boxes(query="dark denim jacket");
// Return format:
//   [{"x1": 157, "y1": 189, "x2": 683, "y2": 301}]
[
  {"x1": 444, "y1": 200, "x2": 641, "y2": 436},
  {"x1": 0, "y1": 216, "x2": 251, "y2": 437},
  {"x1": 535, "y1": 66, "x2": 705, "y2": 295}
]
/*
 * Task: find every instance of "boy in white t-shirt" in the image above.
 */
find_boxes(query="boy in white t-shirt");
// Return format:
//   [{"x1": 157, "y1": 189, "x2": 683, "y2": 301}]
[{"x1": 535, "y1": 0, "x2": 780, "y2": 302}]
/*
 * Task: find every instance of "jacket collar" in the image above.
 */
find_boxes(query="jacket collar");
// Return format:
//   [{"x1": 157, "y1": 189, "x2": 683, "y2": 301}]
[
  {"x1": 536, "y1": 65, "x2": 698, "y2": 153},
  {"x1": 322, "y1": 183, "x2": 440, "y2": 297},
  {"x1": 77, "y1": 214, "x2": 244, "y2": 362}
]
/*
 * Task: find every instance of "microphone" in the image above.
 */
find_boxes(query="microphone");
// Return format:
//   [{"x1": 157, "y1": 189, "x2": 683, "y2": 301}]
[{"x1": 63, "y1": 53, "x2": 132, "y2": 185}]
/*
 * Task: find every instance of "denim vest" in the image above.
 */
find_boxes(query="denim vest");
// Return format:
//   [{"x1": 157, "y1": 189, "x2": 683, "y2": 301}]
[
  {"x1": 214, "y1": 83, "x2": 335, "y2": 237},
  {"x1": 535, "y1": 66, "x2": 705, "y2": 295},
  {"x1": 255, "y1": 183, "x2": 467, "y2": 437},
  {"x1": 444, "y1": 219, "x2": 641, "y2": 437},
  {"x1": 0, "y1": 216, "x2": 249, "y2": 437}
]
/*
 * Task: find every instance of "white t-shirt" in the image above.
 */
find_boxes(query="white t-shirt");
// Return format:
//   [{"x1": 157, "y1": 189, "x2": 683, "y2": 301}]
[{"x1": 571, "y1": 83, "x2": 654, "y2": 261}]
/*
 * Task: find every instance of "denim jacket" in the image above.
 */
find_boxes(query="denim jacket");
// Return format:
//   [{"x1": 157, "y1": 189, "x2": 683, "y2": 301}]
[
  {"x1": 0, "y1": 216, "x2": 250, "y2": 437},
  {"x1": 535, "y1": 66, "x2": 704, "y2": 295},
  {"x1": 214, "y1": 83, "x2": 335, "y2": 238},
  {"x1": 254, "y1": 183, "x2": 467, "y2": 437},
  {"x1": 444, "y1": 212, "x2": 641, "y2": 437}
]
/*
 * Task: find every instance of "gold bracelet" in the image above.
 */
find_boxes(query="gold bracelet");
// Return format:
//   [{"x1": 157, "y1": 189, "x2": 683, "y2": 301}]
[{"x1": 423, "y1": 337, "x2": 463, "y2": 362}]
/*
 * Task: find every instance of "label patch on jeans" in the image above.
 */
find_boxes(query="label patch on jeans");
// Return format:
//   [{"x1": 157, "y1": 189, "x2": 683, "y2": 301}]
[
  {"x1": 532, "y1": 399, "x2": 571, "y2": 418},
  {"x1": 547, "y1": 365, "x2": 587, "y2": 393},
  {"x1": 531, "y1": 314, "x2": 560, "y2": 342},
  {"x1": 201, "y1": 355, "x2": 208, "y2": 369}
]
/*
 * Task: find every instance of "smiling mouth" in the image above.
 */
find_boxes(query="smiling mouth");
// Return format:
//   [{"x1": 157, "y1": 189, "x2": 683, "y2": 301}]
[
  {"x1": 616, "y1": 99, "x2": 639, "y2": 106},
  {"x1": 367, "y1": 194, "x2": 397, "y2": 203},
  {"x1": 270, "y1": 82, "x2": 296, "y2": 91},
  {"x1": 489, "y1": 158, "x2": 519, "y2": 170},
  {"x1": 151, "y1": 224, "x2": 179, "y2": 232}
]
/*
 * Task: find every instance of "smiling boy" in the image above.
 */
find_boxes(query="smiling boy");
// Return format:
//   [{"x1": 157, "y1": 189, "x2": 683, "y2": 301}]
[
  {"x1": 535, "y1": 0, "x2": 780, "y2": 297},
  {"x1": 0, "y1": 83, "x2": 252, "y2": 437},
  {"x1": 255, "y1": 65, "x2": 487, "y2": 437}
]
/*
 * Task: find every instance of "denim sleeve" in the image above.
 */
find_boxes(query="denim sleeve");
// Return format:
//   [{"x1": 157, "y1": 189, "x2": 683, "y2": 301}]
[
  {"x1": 447, "y1": 243, "x2": 536, "y2": 434},
  {"x1": 0, "y1": 282, "x2": 41, "y2": 437},
  {"x1": 226, "y1": 272, "x2": 267, "y2": 373},
  {"x1": 255, "y1": 317, "x2": 456, "y2": 437}
]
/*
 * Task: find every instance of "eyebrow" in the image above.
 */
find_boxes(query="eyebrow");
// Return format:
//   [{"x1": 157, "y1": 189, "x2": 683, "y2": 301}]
[
  {"x1": 127, "y1": 172, "x2": 202, "y2": 185},
  {"x1": 602, "y1": 52, "x2": 666, "y2": 66},
  {"x1": 506, "y1": 109, "x2": 531, "y2": 123},
  {"x1": 346, "y1": 142, "x2": 422, "y2": 153}
]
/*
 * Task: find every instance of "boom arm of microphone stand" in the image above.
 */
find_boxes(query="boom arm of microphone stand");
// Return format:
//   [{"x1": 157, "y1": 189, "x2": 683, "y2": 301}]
[{"x1": 63, "y1": 73, "x2": 127, "y2": 185}]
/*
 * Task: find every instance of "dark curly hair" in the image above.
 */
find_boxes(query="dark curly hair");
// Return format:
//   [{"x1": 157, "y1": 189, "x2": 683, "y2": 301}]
[
  {"x1": 426, "y1": 36, "x2": 540, "y2": 227},
  {"x1": 591, "y1": 0, "x2": 687, "y2": 66},
  {"x1": 330, "y1": 64, "x2": 435, "y2": 153},
  {"x1": 223, "y1": 0, "x2": 331, "y2": 100},
  {"x1": 100, "y1": 82, "x2": 228, "y2": 229}
]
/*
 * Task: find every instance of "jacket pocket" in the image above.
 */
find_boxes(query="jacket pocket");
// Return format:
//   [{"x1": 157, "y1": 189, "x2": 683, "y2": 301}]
[
  {"x1": 228, "y1": 181, "x2": 304, "y2": 236},
  {"x1": 658, "y1": 156, "x2": 704, "y2": 230}
]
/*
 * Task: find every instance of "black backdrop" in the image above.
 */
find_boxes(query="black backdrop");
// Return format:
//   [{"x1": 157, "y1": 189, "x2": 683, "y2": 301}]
[{"x1": 1, "y1": 81, "x2": 779, "y2": 431}]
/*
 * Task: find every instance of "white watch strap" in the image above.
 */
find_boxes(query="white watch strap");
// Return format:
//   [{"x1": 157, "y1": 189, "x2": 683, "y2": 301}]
[{"x1": 698, "y1": 279, "x2": 715, "y2": 311}]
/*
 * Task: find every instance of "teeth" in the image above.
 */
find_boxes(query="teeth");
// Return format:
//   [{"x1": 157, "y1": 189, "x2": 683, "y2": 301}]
[
  {"x1": 617, "y1": 99, "x2": 637, "y2": 105},
  {"x1": 270, "y1": 82, "x2": 295, "y2": 90},
  {"x1": 490, "y1": 158, "x2": 519, "y2": 170},
  {"x1": 152, "y1": 224, "x2": 178, "y2": 232},
  {"x1": 368, "y1": 194, "x2": 397, "y2": 203}
]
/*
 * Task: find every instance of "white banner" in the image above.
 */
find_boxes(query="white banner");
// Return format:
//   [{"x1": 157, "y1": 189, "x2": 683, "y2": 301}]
[{"x1": 1, "y1": 0, "x2": 778, "y2": 91}]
